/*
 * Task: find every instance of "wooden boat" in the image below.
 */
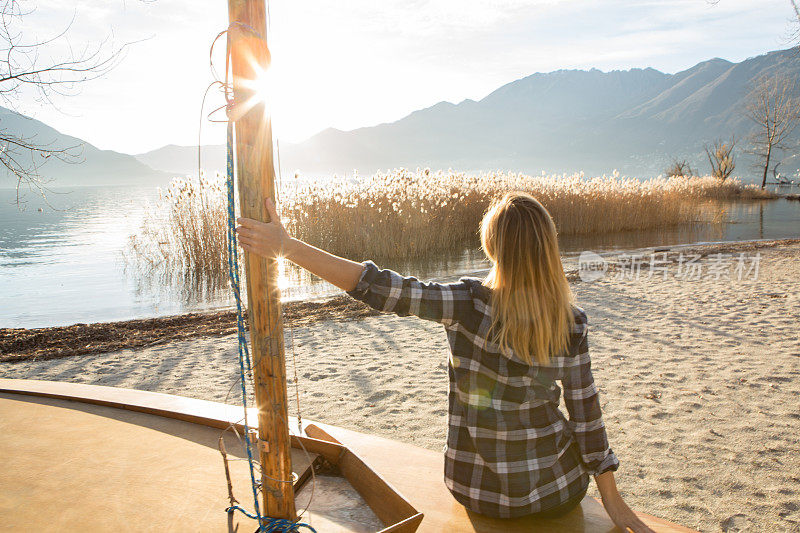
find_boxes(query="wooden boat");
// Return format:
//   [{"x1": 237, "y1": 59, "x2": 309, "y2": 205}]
[
  {"x1": 0, "y1": 2, "x2": 698, "y2": 531},
  {"x1": 0, "y1": 378, "x2": 696, "y2": 532}
]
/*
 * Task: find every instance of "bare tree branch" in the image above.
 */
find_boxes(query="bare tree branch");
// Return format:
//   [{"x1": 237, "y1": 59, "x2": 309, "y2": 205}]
[
  {"x1": 745, "y1": 74, "x2": 800, "y2": 189},
  {"x1": 665, "y1": 158, "x2": 696, "y2": 178},
  {"x1": 704, "y1": 136, "x2": 736, "y2": 181},
  {"x1": 0, "y1": 0, "x2": 137, "y2": 203}
]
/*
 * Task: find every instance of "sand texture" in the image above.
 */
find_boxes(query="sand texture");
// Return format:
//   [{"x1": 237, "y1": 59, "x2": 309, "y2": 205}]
[{"x1": 2, "y1": 244, "x2": 799, "y2": 532}]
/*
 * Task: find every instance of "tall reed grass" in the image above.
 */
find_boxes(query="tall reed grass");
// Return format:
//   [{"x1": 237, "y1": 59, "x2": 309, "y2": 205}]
[
  {"x1": 282, "y1": 170, "x2": 760, "y2": 261},
  {"x1": 125, "y1": 174, "x2": 229, "y2": 298},
  {"x1": 126, "y1": 169, "x2": 770, "y2": 291}
]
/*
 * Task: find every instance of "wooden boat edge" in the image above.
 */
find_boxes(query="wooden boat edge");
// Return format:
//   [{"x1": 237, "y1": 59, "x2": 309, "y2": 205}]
[
  {"x1": 0, "y1": 378, "x2": 697, "y2": 532},
  {"x1": 0, "y1": 378, "x2": 423, "y2": 532}
]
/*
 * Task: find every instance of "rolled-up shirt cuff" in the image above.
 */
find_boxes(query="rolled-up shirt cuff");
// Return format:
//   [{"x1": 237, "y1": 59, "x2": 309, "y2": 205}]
[
  {"x1": 588, "y1": 449, "x2": 620, "y2": 477},
  {"x1": 346, "y1": 260, "x2": 379, "y2": 299}
]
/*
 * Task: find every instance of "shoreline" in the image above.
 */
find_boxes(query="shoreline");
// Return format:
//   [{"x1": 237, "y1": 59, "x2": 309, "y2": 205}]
[{"x1": 2, "y1": 236, "x2": 799, "y2": 363}]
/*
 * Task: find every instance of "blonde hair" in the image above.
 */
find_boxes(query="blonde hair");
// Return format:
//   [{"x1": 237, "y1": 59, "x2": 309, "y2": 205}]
[{"x1": 480, "y1": 192, "x2": 574, "y2": 365}]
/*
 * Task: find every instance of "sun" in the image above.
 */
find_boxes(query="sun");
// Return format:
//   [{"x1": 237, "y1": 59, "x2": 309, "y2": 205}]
[
  {"x1": 226, "y1": 33, "x2": 310, "y2": 142},
  {"x1": 253, "y1": 63, "x2": 275, "y2": 111},
  {"x1": 231, "y1": 55, "x2": 292, "y2": 136}
]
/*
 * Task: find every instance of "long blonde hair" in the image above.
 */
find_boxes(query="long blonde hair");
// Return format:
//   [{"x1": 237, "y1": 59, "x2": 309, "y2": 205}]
[{"x1": 480, "y1": 192, "x2": 574, "y2": 365}]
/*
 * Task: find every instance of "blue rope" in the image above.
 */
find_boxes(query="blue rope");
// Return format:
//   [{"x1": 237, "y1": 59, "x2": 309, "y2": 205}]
[
  {"x1": 225, "y1": 120, "x2": 316, "y2": 533},
  {"x1": 226, "y1": 506, "x2": 314, "y2": 533}
]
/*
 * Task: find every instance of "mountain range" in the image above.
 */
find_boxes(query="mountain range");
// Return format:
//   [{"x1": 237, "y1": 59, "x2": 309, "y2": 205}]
[
  {"x1": 3, "y1": 47, "x2": 799, "y2": 188},
  {"x1": 137, "y1": 48, "x2": 800, "y2": 181},
  {"x1": 0, "y1": 107, "x2": 168, "y2": 188}
]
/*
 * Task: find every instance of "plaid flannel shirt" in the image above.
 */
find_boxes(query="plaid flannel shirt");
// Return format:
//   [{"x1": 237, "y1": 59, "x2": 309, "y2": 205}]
[{"x1": 346, "y1": 260, "x2": 619, "y2": 518}]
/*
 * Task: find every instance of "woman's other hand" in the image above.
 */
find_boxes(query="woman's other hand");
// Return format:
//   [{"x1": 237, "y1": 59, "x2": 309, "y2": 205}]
[
  {"x1": 602, "y1": 496, "x2": 655, "y2": 533},
  {"x1": 236, "y1": 198, "x2": 293, "y2": 259},
  {"x1": 595, "y1": 471, "x2": 655, "y2": 533}
]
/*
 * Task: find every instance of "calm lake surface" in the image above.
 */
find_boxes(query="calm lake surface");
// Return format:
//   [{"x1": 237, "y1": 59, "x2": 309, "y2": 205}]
[{"x1": 1, "y1": 183, "x2": 799, "y2": 328}]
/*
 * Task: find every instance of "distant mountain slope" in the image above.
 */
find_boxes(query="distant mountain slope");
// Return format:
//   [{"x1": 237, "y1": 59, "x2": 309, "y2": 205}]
[
  {"x1": 141, "y1": 48, "x2": 800, "y2": 179},
  {"x1": 0, "y1": 107, "x2": 168, "y2": 188},
  {"x1": 135, "y1": 144, "x2": 226, "y2": 177}
]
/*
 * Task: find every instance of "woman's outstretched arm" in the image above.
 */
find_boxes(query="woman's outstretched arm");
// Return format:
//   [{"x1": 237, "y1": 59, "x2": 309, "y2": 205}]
[
  {"x1": 235, "y1": 198, "x2": 365, "y2": 291},
  {"x1": 237, "y1": 198, "x2": 473, "y2": 326}
]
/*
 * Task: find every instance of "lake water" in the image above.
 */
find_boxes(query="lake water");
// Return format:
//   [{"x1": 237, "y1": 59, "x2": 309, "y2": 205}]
[{"x1": 1, "y1": 183, "x2": 799, "y2": 329}]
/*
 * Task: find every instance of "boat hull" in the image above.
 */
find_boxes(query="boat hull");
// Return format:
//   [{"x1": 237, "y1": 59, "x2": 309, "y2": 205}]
[{"x1": 0, "y1": 379, "x2": 695, "y2": 532}]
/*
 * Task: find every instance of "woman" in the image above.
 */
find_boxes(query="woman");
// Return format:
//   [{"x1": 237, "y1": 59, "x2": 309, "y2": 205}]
[{"x1": 236, "y1": 192, "x2": 653, "y2": 532}]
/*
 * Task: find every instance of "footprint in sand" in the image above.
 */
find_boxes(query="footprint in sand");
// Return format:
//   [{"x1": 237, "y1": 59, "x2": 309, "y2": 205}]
[{"x1": 720, "y1": 514, "x2": 752, "y2": 532}]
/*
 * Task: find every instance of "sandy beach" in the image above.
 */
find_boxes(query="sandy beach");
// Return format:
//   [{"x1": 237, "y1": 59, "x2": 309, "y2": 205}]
[{"x1": 2, "y1": 242, "x2": 799, "y2": 532}]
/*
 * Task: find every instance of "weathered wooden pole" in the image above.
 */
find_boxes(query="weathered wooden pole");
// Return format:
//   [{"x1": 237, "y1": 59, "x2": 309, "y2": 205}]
[{"x1": 227, "y1": 0, "x2": 296, "y2": 520}]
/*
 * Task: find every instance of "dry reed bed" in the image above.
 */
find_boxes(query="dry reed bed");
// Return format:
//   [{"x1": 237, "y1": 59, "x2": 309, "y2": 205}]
[
  {"x1": 282, "y1": 170, "x2": 765, "y2": 261},
  {"x1": 126, "y1": 174, "x2": 229, "y2": 294},
  {"x1": 125, "y1": 169, "x2": 771, "y2": 289}
]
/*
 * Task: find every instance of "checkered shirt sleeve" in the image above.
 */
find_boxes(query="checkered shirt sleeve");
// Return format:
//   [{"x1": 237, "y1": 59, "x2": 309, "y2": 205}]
[
  {"x1": 561, "y1": 315, "x2": 619, "y2": 477},
  {"x1": 346, "y1": 260, "x2": 473, "y2": 326}
]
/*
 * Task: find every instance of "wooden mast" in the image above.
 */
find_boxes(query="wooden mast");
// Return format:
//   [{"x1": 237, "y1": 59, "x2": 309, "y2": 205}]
[{"x1": 226, "y1": 0, "x2": 296, "y2": 520}]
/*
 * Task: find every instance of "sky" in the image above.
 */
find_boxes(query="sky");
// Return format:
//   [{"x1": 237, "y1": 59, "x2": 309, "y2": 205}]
[{"x1": 12, "y1": 0, "x2": 800, "y2": 154}]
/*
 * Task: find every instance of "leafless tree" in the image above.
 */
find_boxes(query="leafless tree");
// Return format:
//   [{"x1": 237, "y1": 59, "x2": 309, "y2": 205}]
[
  {"x1": 0, "y1": 0, "x2": 132, "y2": 203},
  {"x1": 745, "y1": 74, "x2": 800, "y2": 189},
  {"x1": 791, "y1": 0, "x2": 800, "y2": 43},
  {"x1": 704, "y1": 136, "x2": 736, "y2": 181},
  {"x1": 665, "y1": 158, "x2": 696, "y2": 178}
]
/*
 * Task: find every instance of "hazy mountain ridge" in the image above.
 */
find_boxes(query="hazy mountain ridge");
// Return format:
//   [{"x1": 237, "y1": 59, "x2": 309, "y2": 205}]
[
  {"x1": 0, "y1": 107, "x2": 168, "y2": 188},
  {"x1": 137, "y1": 48, "x2": 800, "y2": 180}
]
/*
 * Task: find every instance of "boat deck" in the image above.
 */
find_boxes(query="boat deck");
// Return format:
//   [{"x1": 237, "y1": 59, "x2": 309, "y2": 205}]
[{"x1": 0, "y1": 379, "x2": 696, "y2": 532}]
